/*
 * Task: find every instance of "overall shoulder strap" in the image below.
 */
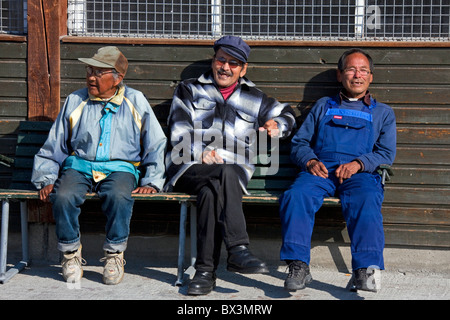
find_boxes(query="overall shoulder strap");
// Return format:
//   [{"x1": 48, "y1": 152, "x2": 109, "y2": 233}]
[
  {"x1": 368, "y1": 97, "x2": 377, "y2": 110},
  {"x1": 326, "y1": 95, "x2": 340, "y2": 109}
]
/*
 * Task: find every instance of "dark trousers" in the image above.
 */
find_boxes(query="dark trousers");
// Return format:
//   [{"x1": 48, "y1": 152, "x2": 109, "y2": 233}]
[{"x1": 174, "y1": 164, "x2": 249, "y2": 272}]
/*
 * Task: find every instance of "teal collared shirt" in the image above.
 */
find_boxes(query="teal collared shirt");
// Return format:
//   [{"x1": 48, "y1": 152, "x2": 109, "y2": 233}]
[{"x1": 62, "y1": 101, "x2": 140, "y2": 185}]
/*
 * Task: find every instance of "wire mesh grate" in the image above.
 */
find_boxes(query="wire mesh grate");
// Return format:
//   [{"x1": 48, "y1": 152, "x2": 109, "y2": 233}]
[{"x1": 62, "y1": 0, "x2": 449, "y2": 41}]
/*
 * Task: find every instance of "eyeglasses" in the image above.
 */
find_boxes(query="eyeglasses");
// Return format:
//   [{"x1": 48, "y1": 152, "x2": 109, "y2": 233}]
[
  {"x1": 342, "y1": 68, "x2": 371, "y2": 76},
  {"x1": 214, "y1": 56, "x2": 242, "y2": 68},
  {"x1": 85, "y1": 66, "x2": 117, "y2": 77}
]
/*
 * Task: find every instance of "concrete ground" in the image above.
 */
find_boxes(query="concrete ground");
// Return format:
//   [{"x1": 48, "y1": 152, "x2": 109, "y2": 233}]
[{"x1": 1, "y1": 232, "x2": 449, "y2": 302}]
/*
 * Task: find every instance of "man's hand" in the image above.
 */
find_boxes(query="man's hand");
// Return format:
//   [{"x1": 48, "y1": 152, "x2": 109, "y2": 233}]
[
  {"x1": 132, "y1": 186, "x2": 158, "y2": 194},
  {"x1": 39, "y1": 184, "x2": 54, "y2": 202},
  {"x1": 202, "y1": 149, "x2": 224, "y2": 164},
  {"x1": 335, "y1": 161, "x2": 361, "y2": 184},
  {"x1": 306, "y1": 159, "x2": 328, "y2": 179},
  {"x1": 259, "y1": 119, "x2": 280, "y2": 138}
]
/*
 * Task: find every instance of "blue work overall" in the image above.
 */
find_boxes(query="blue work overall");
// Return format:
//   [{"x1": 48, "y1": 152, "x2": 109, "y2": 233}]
[{"x1": 279, "y1": 97, "x2": 385, "y2": 271}]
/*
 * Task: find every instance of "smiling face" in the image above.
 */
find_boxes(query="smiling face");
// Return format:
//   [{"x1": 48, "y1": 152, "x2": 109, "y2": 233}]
[
  {"x1": 337, "y1": 52, "x2": 373, "y2": 99},
  {"x1": 86, "y1": 67, "x2": 124, "y2": 99},
  {"x1": 211, "y1": 48, "x2": 248, "y2": 88}
]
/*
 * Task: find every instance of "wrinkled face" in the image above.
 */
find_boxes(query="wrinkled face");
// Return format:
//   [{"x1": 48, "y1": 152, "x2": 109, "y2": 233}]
[
  {"x1": 85, "y1": 66, "x2": 123, "y2": 98},
  {"x1": 211, "y1": 48, "x2": 248, "y2": 88},
  {"x1": 337, "y1": 52, "x2": 373, "y2": 99}
]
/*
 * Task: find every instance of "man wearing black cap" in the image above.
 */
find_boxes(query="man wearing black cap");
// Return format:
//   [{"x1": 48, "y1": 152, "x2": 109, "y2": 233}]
[{"x1": 165, "y1": 36, "x2": 295, "y2": 295}]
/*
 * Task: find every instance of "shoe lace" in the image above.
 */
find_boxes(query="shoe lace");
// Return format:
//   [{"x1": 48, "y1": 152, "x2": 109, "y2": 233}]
[
  {"x1": 286, "y1": 261, "x2": 306, "y2": 278},
  {"x1": 100, "y1": 254, "x2": 126, "y2": 273},
  {"x1": 62, "y1": 255, "x2": 86, "y2": 269}
]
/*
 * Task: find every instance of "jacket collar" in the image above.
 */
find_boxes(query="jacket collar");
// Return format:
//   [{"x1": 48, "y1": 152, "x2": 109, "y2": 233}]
[{"x1": 89, "y1": 85, "x2": 125, "y2": 106}]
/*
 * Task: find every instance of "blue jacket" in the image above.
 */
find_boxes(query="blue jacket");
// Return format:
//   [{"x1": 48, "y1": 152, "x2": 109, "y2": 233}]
[
  {"x1": 32, "y1": 85, "x2": 167, "y2": 191},
  {"x1": 291, "y1": 93, "x2": 396, "y2": 173}
]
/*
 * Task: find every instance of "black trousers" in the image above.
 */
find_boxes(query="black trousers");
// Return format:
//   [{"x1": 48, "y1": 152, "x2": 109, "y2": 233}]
[{"x1": 174, "y1": 164, "x2": 250, "y2": 272}]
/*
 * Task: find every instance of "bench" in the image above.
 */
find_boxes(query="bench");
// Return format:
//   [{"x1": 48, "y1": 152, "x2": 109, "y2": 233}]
[{"x1": 0, "y1": 120, "x2": 392, "y2": 285}]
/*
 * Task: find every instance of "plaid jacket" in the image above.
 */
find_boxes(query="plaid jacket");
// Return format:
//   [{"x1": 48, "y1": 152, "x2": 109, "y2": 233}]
[{"x1": 164, "y1": 71, "x2": 295, "y2": 192}]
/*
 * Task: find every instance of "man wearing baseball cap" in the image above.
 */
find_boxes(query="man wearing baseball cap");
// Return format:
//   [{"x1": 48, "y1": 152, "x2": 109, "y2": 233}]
[
  {"x1": 165, "y1": 36, "x2": 295, "y2": 295},
  {"x1": 32, "y1": 46, "x2": 167, "y2": 285}
]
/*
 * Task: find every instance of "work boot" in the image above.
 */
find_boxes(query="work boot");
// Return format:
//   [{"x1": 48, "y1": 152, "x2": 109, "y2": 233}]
[
  {"x1": 187, "y1": 271, "x2": 217, "y2": 295},
  {"x1": 61, "y1": 245, "x2": 86, "y2": 283},
  {"x1": 351, "y1": 268, "x2": 380, "y2": 292},
  {"x1": 100, "y1": 251, "x2": 126, "y2": 285},
  {"x1": 227, "y1": 245, "x2": 269, "y2": 274},
  {"x1": 284, "y1": 260, "x2": 313, "y2": 291}
]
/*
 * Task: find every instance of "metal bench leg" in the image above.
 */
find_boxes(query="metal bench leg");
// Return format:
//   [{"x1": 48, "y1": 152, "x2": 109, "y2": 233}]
[
  {"x1": 184, "y1": 204, "x2": 196, "y2": 278},
  {"x1": 175, "y1": 201, "x2": 188, "y2": 286},
  {"x1": 0, "y1": 200, "x2": 29, "y2": 284},
  {"x1": 0, "y1": 199, "x2": 9, "y2": 282},
  {"x1": 19, "y1": 201, "x2": 30, "y2": 268}
]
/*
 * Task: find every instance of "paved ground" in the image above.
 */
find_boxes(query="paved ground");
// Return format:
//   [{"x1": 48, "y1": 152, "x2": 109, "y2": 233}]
[
  {"x1": 1, "y1": 233, "x2": 449, "y2": 302},
  {"x1": 1, "y1": 260, "x2": 448, "y2": 301}
]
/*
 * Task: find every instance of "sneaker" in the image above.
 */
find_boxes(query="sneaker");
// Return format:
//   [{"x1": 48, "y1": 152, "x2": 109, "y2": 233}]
[
  {"x1": 100, "y1": 251, "x2": 126, "y2": 285},
  {"x1": 351, "y1": 268, "x2": 380, "y2": 292},
  {"x1": 61, "y1": 245, "x2": 86, "y2": 283},
  {"x1": 284, "y1": 260, "x2": 313, "y2": 291}
]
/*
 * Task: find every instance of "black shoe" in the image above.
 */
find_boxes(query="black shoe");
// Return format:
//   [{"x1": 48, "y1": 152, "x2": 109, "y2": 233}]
[
  {"x1": 226, "y1": 245, "x2": 269, "y2": 274},
  {"x1": 351, "y1": 268, "x2": 380, "y2": 292},
  {"x1": 284, "y1": 260, "x2": 312, "y2": 291},
  {"x1": 187, "y1": 271, "x2": 216, "y2": 295}
]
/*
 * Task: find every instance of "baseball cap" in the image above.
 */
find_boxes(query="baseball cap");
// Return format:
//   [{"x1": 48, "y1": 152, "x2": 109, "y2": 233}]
[
  {"x1": 213, "y1": 36, "x2": 251, "y2": 63},
  {"x1": 78, "y1": 46, "x2": 128, "y2": 75}
]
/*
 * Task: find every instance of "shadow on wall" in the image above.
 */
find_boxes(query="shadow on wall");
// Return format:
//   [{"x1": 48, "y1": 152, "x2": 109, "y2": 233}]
[
  {"x1": 152, "y1": 59, "x2": 211, "y2": 124},
  {"x1": 296, "y1": 68, "x2": 341, "y2": 127}
]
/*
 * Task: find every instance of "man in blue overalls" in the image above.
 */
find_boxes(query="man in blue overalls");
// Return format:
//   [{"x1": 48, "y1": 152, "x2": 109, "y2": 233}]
[{"x1": 279, "y1": 49, "x2": 397, "y2": 292}]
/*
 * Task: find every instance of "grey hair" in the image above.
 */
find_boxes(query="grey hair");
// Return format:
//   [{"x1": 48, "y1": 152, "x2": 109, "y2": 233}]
[{"x1": 112, "y1": 70, "x2": 124, "y2": 86}]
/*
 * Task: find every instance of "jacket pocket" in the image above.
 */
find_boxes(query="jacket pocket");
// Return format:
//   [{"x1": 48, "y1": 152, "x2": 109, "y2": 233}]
[
  {"x1": 193, "y1": 98, "x2": 216, "y2": 128},
  {"x1": 236, "y1": 109, "x2": 256, "y2": 123},
  {"x1": 234, "y1": 109, "x2": 258, "y2": 144}
]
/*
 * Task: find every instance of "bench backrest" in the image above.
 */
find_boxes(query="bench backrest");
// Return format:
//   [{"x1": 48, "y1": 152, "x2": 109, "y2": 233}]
[
  {"x1": 9, "y1": 121, "x2": 53, "y2": 190},
  {"x1": 248, "y1": 139, "x2": 296, "y2": 195},
  {"x1": 10, "y1": 121, "x2": 298, "y2": 195}
]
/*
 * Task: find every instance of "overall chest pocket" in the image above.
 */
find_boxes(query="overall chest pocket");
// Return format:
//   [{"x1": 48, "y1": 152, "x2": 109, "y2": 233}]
[
  {"x1": 322, "y1": 116, "x2": 372, "y2": 156},
  {"x1": 330, "y1": 116, "x2": 366, "y2": 129}
]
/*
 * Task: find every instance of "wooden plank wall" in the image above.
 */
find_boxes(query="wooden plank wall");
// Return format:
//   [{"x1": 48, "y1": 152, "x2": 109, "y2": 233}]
[
  {"x1": 59, "y1": 43, "x2": 450, "y2": 247},
  {"x1": 0, "y1": 41, "x2": 28, "y2": 188},
  {"x1": 0, "y1": 38, "x2": 448, "y2": 246}
]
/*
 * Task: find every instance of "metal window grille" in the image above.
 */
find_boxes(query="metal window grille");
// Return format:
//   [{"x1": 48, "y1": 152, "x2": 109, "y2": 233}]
[
  {"x1": 67, "y1": 0, "x2": 449, "y2": 41},
  {"x1": 0, "y1": 0, "x2": 27, "y2": 35}
]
